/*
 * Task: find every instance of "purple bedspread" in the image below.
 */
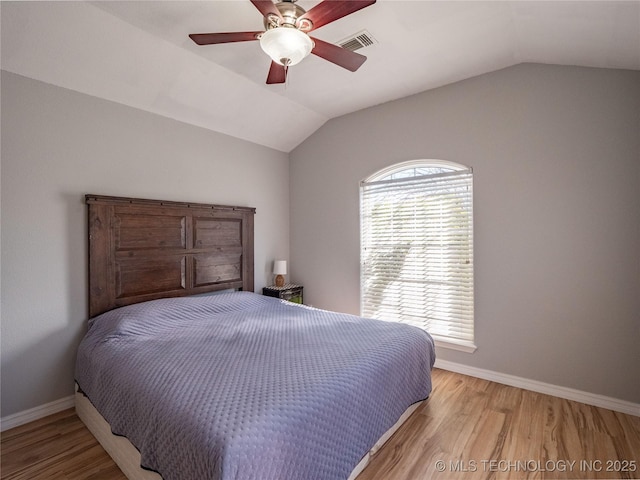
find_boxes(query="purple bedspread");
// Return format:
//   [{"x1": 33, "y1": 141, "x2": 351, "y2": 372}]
[{"x1": 75, "y1": 291, "x2": 435, "y2": 480}]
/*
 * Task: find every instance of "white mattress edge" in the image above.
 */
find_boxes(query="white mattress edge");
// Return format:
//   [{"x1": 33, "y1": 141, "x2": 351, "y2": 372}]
[
  {"x1": 347, "y1": 400, "x2": 423, "y2": 480},
  {"x1": 75, "y1": 387, "x2": 162, "y2": 480}
]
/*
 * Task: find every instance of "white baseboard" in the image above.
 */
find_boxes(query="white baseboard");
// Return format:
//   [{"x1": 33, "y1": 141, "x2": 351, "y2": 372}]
[
  {"x1": 434, "y1": 359, "x2": 640, "y2": 417},
  {"x1": 1, "y1": 394, "x2": 75, "y2": 432}
]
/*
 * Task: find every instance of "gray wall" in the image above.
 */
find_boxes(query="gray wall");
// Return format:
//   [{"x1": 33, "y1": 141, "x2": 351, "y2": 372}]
[
  {"x1": 2, "y1": 64, "x2": 639, "y2": 419},
  {"x1": 1, "y1": 71, "x2": 290, "y2": 417},
  {"x1": 290, "y1": 64, "x2": 640, "y2": 403}
]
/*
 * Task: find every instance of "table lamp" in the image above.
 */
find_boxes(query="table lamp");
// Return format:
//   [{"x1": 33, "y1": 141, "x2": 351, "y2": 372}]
[{"x1": 273, "y1": 260, "x2": 287, "y2": 287}]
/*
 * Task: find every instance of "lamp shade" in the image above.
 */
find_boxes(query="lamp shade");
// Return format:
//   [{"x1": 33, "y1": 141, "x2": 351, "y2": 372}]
[
  {"x1": 273, "y1": 260, "x2": 287, "y2": 275},
  {"x1": 259, "y1": 27, "x2": 314, "y2": 67}
]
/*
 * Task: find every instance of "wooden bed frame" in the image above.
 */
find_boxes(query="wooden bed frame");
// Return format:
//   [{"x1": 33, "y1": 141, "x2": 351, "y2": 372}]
[{"x1": 79, "y1": 194, "x2": 422, "y2": 480}]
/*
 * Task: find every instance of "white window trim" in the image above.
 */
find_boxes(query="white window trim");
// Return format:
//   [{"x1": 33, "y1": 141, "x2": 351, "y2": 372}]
[
  {"x1": 432, "y1": 335, "x2": 477, "y2": 353},
  {"x1": 360, "y1": 159, "x2": 476, "y2": 353},
  {"x1": 364, "y1": 159, "x2": 467, "y2": 182}
]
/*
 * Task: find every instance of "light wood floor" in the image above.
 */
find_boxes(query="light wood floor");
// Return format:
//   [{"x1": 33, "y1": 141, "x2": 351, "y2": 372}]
[{"x1": 2, "y1": 369, "x2": 639, "y2": 479}]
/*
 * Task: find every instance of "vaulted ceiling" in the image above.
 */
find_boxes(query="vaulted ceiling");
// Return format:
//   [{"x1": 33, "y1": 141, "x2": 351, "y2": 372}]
[{"x1": 2, "y1": 1, "x2": 639, "y2": 152}]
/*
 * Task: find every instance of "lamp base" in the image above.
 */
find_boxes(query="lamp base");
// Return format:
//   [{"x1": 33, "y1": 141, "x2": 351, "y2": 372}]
[{"x1": 275, "y1": 274, "x2": 285, "y2": 287}]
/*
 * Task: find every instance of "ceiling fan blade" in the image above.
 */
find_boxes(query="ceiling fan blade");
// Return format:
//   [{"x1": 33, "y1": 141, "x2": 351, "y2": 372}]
[
  {"x1": 189, "y1": 32, "x2": 262, "y2": 45},
  {"x1": 266, "y1": 61, "x2": 287, "y2": 84},
  {"x1": 250, "y1": 0, "x2": 283, "y2": 21},
  {"x1": 311, "y1": 37, "x2": 367, "y2": 72},
  {"x1": 299, "y1": 0, "x2": 376, "y2": 32}
]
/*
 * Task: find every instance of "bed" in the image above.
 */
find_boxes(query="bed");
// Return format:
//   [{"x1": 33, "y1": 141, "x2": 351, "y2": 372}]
[{"x1": 75, "y1": 195, "x2": 436, "y2": 480}]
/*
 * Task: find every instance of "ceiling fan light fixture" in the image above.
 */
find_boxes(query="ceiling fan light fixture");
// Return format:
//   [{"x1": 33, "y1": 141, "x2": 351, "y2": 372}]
[{"x1": 259, "y1": 27, "x2": 314, "y2": 67}]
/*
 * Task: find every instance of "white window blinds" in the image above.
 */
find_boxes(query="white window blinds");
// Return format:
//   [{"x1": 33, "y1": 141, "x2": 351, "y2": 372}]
[{"x1": 360, "y1": 167, "x2": 474, "y2": 347}]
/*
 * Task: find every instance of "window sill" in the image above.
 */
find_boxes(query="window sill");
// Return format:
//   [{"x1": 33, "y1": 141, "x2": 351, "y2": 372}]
[{"x1": 431, "y1": 335, "x2": 477, "y2": 353}]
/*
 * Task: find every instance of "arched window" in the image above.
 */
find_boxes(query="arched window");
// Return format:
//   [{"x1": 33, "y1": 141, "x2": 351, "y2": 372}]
[{"x1": 360, "y1": 160, "x2": 475, "y2": 352}]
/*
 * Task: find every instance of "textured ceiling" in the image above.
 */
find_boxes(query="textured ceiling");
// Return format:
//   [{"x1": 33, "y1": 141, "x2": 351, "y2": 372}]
[{"x1": 2, "y1": 1, "x2": 639, "y2": 152}]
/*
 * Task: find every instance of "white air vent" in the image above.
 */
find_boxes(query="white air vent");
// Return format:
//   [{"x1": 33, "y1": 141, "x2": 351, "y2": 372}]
[{"x1": 338, "y1": 30, "x2": 377, "y2": 52}]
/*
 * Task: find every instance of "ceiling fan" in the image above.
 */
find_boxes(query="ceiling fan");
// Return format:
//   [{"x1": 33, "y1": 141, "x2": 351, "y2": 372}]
[{"x1": 189, "y1": 0, "x2": 376, "y2": 84}]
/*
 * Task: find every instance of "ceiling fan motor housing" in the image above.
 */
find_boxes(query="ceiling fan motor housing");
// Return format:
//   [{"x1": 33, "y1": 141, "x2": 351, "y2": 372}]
[{"x1": 264, "y1": 1, "x2": 313, "y2": 31}]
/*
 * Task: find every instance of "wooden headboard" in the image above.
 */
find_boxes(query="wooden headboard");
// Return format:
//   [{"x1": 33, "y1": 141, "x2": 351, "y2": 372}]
[{"x1": 86, "y1": 195, "x2": 255, "y2": 318}]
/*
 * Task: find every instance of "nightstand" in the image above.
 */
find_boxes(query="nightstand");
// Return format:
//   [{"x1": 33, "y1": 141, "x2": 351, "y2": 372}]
[{"x1": 262, "y1": 284, "x2": 304, "y2": 304}]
